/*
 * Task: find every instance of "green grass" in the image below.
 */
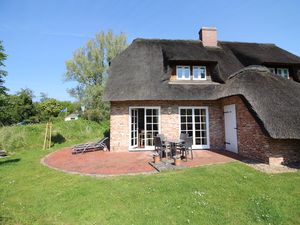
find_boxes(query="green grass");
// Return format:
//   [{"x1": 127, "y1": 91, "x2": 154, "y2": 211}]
[
  {"x1": 0, "y1": 119, "x2": 109, "y2": 153},
  {"x1": 0, "y1": 120, "x2": 300, "y2": 225}
]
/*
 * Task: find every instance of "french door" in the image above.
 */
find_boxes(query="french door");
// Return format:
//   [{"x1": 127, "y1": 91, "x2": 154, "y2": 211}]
[
  {"x1": 130, "y1": 109, "x2": 138, "y2": 148},
  {"x1": 179, "y1": 107, "x2": 209, "y2": 149},
  {"x1": 129, "y1": 107, "x2": 160, "y2": 150}
]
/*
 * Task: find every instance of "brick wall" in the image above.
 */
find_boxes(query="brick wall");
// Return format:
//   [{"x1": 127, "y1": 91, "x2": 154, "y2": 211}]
[
  {"x1": 221, "y1": 96, "x2": 300, "y2": 164},
  {"x1": 110, "y1": 98, "x2": 300, "y2": 164},
  {"x1": 110, "y1": 100, "x2": 224, "y2": 152}
]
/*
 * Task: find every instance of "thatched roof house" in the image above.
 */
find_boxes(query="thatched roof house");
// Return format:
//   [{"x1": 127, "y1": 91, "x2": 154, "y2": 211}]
[{"x1": 104, "y1": 27, "x2": 300, "y2": 165}]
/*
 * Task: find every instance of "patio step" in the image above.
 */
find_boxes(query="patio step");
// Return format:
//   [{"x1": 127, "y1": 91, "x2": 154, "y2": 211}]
[{"x1": 149, "y1": 160, "x2": 184, "y2": 172}]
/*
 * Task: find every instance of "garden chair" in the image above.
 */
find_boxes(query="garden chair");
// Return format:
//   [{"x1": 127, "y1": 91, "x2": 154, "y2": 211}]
[
  {"x1": 154, "y1": 136, "x2": 169, "y2": 159},
  {"x1": 180, "y1": 136, "x2": 193, "y2": 161},
  {"x1": 72, "y1": 137, "x2": 109, "y2": 154}
]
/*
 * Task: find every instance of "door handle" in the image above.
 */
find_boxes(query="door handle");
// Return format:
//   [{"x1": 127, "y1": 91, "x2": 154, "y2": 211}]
[{"x1": 224, "y1": 142, "x2": 230, "y2": 145}]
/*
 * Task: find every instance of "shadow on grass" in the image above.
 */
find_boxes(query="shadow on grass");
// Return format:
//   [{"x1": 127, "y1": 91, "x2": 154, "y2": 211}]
[
  {"x1": 0, "y1": 158, "x2": 21, "y2": 166},
  {"x1": 51, "y1": 133, "x2": 66, "y2": 144}
]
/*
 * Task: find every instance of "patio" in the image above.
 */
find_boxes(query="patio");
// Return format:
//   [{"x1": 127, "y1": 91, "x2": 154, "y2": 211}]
[{"x1": 42, "y1": 148, "x2": 240, "y2": 176}]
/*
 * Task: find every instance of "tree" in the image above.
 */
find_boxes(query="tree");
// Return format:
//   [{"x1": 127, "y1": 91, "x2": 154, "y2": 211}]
[
  {"x1": 0, "y1": 41, "x2": 8, "y2": 95},
  {"x1": 0, "y1": 41, "x2": 8, "y2": 125},
  {"x1": 12, "y1": 88, "x2": 36, "y2": 122},
  {"x1": 37, "y1": 98, "x2": 63, "y2": 121},
  {"x1": 39, "y1": 92, "x2": 49, "y2": 102},
  {"x1": 64, "y1": 30, "x2": 127, "y2": 122}
]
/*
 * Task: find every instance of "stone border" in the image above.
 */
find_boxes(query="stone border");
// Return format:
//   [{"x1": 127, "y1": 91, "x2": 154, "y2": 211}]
[
  {"x1": 241, "y1": 159, "x2": 300, "y2": 174},
  {"x1": 41, "y1": 148, "x2": 158, "y2": 178}
]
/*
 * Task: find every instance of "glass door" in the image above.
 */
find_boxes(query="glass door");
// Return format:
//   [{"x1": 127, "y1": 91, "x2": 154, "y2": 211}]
[
  {"x1": 179, "y1": 107, "x2": 209, "y2": 149},
  {"x1": 130, "y1": 109, "x2": 138, "y2": 148},
  {"x1": 145, "y1": 108, "x2": 159, "y2": 148}
]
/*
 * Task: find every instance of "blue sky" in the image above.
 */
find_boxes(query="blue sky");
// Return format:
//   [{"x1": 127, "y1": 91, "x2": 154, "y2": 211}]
[{"x1": 1, "y1": 0, "x2": 300, "y2": 101}]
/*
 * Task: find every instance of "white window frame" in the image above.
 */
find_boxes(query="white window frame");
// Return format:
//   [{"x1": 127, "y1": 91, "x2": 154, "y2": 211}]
[
  {"x1": 176, "y1": 65, "x2": 190, "y2": 80},
  {"x1": 193, "y1": 66, "x2": 207, "y2": 80},
  {"x1": 276, "y1": 68, "x2": 289, "y2": 79},
  {"x1": 178, "y1": 106, "x2": 210, "y2": 149},
  {"x1": 128, "y1": 106, "x2": 161, "y2": 151}
]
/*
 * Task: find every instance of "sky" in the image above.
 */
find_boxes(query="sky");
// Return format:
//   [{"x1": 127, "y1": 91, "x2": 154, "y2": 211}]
[{"x1": 1, "y1": 0, "x2": 300, "y2": 101}]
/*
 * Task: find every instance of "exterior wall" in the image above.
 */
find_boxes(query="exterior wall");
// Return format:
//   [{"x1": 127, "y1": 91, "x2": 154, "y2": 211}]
[
  {"x1": 110, "y1": 97, "x2": 300, "y2": 164},
  {"x1": 110, "y1": 100, "x2": 224, "y2": 152},
  {"x1": 221, "y1": 96, "x2": 300, "y2": 164}
]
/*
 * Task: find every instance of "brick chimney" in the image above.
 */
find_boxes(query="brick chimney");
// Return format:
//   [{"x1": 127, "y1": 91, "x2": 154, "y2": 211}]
[{"x1": 199, "y1": 27, "x2": 218, "y2": 47}]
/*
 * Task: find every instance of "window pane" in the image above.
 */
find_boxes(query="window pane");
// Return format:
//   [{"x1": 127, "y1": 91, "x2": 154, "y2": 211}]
[
  {"x1": 146, "y1": 109, "x2": 152, "y2": 115},
  {"x1": 177, "y1": 66, "x2": 183, "y2": 78},
  {"x1": 193, "y1": 66, "x2": 200, "y2": 79},
  {"x1": 180, "y1": 109, "x2": 186, "y2": 115},
  {"x1": 146, "y1": 117, "x2": 152, "y2": 123},
  {"x1": 200, "y1": 67, "x2": 206, "y2": 79},
  {"x1": 184, "y1": 66, "x2": 190, "y2": 79}
]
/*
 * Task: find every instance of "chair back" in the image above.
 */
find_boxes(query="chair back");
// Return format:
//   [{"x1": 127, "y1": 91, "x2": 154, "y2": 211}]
[
  {"x1": 180, "y1": 133, "x2": 188, "y2": 141},
  {"x1": 157, "y1": 134, "x2": 166, "y2": 142},
  {"x1": 154, "y1": 136, "x2": 163, "y2": 148},
  {"x1": 185, "y1": 137, "x2": 193, "y2": 149}
]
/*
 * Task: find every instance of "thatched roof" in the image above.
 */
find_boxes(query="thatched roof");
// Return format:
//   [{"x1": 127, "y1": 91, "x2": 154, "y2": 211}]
[{"x1": 104, "y1": 39, "x2": 300, "y2": 139}]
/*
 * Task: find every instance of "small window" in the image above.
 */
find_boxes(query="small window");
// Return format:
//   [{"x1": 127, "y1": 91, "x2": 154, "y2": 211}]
[
  {"x1": 193, "y1": 66, "x2": 206, "y2": 80},
  {"x1": 277, "y1": 68, "x2": 289, "y2": 79},
  {"x1": 176, "y1": 66, "x2": 190, "y2": 80},
  {"x1": 268, "y1": 68, "x2": 275, "y2": 74}
]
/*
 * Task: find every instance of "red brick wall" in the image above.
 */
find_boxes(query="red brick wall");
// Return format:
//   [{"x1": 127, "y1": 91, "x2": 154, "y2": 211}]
[
  {"x1": 221, "y1": 96, "x2": 300, "y2": 164},
  {"x1": 110, "y1": 100, "x2": 224, "y2": 152},
  {"x1": 110, "y1": 97, "x2": 300, "y2": 164}
]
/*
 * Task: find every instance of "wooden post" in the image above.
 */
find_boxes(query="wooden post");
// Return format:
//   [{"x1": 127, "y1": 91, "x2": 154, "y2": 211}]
[
  {"x1": 48, "y1": 122, "x2": 52, "y2": 149},
  {"x1": 43, "y1": 122, "x2": 49, "y2": 150},
  {"x1": 43, "y1": 122, "x2": 52, "y2": 150}
]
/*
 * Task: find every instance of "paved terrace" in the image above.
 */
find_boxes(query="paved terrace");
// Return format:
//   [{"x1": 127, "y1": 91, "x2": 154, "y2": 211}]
[{"x1": 42, "y1": 148, "x2": 240, "y2": 177}]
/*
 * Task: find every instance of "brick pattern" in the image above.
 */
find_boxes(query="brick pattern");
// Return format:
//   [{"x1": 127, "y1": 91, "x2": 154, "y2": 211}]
[
  {"x1": 199, "y1": 27, "x2": 218, "y2": 47},
  {"x1": 221, "y1": 96, "x2": 300, "y2": 164},
  {"x1": 110, "y1": 97, "x2": 300, "y2": 164},
  {"x1": 110, "y1": 100, "x2": 224, "y2": 152}
]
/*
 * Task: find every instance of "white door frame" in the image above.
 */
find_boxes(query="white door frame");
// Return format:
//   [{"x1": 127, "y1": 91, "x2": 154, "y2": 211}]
[
  {"x1": 128, "y1": 106, "x2": 161, "y2": 151},
  {"x1": 178, "y1": 106, "x2": 210, "y2": 149},
  {"x1": 224, "y1": 104, "x2": 238, "y2": 153}
]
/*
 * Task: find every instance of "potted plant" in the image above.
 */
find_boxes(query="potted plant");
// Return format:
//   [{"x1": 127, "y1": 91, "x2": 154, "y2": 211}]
[{"x1": 153, "y1": 152, "x2": 161, "y2": 163}]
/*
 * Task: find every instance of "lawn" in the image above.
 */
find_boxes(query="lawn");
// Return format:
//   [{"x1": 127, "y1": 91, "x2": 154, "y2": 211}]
[{"x1": 0, "y1": 121, "x2": 300, "y2": 225}]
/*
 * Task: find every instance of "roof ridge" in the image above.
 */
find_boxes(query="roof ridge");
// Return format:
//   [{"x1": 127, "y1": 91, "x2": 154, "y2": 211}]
[
  {"x1": 221, "y1": 41, "x2": 276, "y2": 46},
  {"x1": 133, "y1": 38, "x2": 277, "y2": 46}
]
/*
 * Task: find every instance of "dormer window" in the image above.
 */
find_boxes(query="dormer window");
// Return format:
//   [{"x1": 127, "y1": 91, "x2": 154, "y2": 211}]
[
  {"x1": 176, "y1": 66, "x2": 190, "y2": 80},
  {"x1": 176, "y1": 65, "x2": 207, "y2": 80},
  {"x1": 277, "y1": 68, "x2": 289, "y2": 79},
  {"x1": 268, "y1": 67, "x2": 289, "y2": 79},
  {"x1": 193, "y1": 66, "x2": 206, "y2": 80}
]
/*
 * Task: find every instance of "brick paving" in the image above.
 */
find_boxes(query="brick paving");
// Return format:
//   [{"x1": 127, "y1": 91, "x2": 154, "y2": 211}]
[{"x1": 42, "y1": 148, "x2": 240, "y2": 176}]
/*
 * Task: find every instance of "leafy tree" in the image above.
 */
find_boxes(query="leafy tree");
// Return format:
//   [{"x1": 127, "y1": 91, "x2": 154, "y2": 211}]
[
  {"x1": 37, "y1": 98, "x2": 63, "y2": 121},
  {"x1": 64, "y1": 30, "x2": 127, "y2": 122},
  {"x1": 0, "y1": 41, "x2": 8, "y2": 95},
  {"x1": 0, "y1": 41, "x2": 8, "y2": 125},
  {"x1": 39, "y1": 92, "x2": 49, "y2": 102},
  {"x1": 13, "y1": 88, "x2": 36, "y2": 122}
]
